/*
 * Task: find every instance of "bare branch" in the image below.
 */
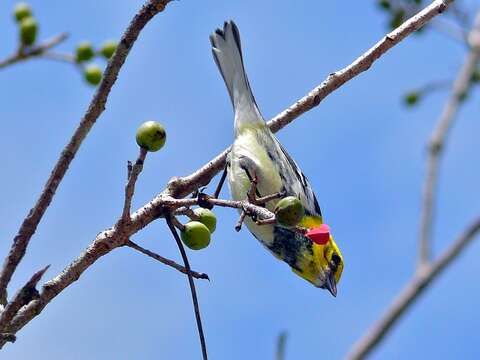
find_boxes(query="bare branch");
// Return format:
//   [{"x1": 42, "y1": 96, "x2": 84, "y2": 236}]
[
  {"x1": 418, "y1": 13, "x2": 480, "y2": 267},
  {"x1": 122, "y1": 148, "x2": 148, "y2": 221},
  {"x1": 0, "y1": 0, "x2": 451, "y2": 344},
  {"x1": 267, "y1": 0, "x2": 453, "y2": 134},
  {"x1": 165, "y1": 0, "x2": 453, "y2": 201},
  {"x1": 38, "y1": 51, "x2": 77, "y2": 66},
  {"x1": 0, "y1": 0, "x2": 173, "y2": 306},
  {"x1": 0, "y1": 33, "x2": 68, "y2": 69},
  {"x1": 126, "y1": 240, "x2": 209, "y2": 280},
  {"x1": 345, "y1": 217, "x2": 480, "y2": 360},
  {"x1": 0, "y1": 265, "x2": 49, "y2": 332},
  {"x1": 1, "y1": 226, "x2": 128, "y2": 348},
  {"x1": 345, "y1": 11, "x2": 480, "y2": 360},
  {"x1": 165, "y1": 215, "x2": 208, "y2": 360}
]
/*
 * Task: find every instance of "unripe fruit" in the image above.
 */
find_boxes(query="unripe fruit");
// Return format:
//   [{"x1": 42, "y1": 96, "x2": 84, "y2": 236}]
[
  {"x1": 100, "y1": 40, "x2": 117, "y2": 59},
  {"x1": 84, "y1": 65, "x2": 102, "y2": 85},
  {"x1": 14, "y1": 3, "x2": 32, "y2": 22},
  {"x1": 471, "y1": 70, "x2": 480, "y2": 83},
  {"x1": 76, "y1": 41, "x2": 95, "y2": 62},
  {"x1": 274, "y1": 196, "x2": 305, "y2": 228},
  {"x1": 389, "y1": 9, "x2": 405, "y2": 30},
  {"x1": 377, "y1": 0, "x2": 390, "y2": 10},
  {"x1": 193, "y1": 208, "x2": 217, "y2": 233},
  {"x1": 404, "y1": 91, "x2": 420, "y2": 107},
  {"x1": 135, "y1": 121, "x2": 166, "y2": 152},
  {"x1": 19, "y1": 17, "x2": 37, "y2": 46},
  {"x1": 180, "y1": 221, "x2": 211, "y2": 250}
]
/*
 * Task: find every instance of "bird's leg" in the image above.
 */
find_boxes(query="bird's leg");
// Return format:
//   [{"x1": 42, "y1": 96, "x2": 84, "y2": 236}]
[
  {"x1": 235, "y1": 205, "x2": 248, "y2": 232},
  {"x1": 255, "y1": 217, "x2": 276, "y2": 226},
  {"x1": 246, "y1": 175, "x2": 259, "y2": 204}
]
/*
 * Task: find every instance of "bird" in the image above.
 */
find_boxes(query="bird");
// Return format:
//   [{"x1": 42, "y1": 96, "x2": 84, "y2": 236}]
[{"x1": 210, "y1": 20, "x2": 343, "y2": 296}]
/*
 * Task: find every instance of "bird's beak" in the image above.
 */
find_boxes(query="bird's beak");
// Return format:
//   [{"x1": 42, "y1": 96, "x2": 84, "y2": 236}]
[{"x1": 324, "y1": 272, "x2": 337, "y2": 297}]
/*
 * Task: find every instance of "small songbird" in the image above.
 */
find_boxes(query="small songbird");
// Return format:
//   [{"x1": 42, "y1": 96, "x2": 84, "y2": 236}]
[{"x1": 210, "y1": 21, "x2": 343, "y2": 296}]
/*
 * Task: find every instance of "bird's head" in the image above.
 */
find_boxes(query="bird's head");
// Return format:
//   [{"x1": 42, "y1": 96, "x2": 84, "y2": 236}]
[{"x1": 292, "y1": 224, "x2": 344, "y2": 296}]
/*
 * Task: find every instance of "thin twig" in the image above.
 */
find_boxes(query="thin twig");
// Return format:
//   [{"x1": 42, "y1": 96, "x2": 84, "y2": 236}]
[
  {"x1": 0, "y1": 33, "x2": 68, "y2": 69},
  {"x1": 275, "y1": 331, "x2": 288, "y2": 360},
  {"x1": 0, "y1": 0, "x2": 173, "y2": 306},
  {"x1": 165, "y1": 215, "x2": 208, "y2": 360},
  {"x1": 431, "y1": 18, "x2": 468, "y2": 44},
  {"x1": 345, "y1": 217, "x2": 480, "y2": 360},
  {"x1": 0, "y1": 0, "x2": 451, "y2": 344},
  {"x1": 122, "y1": 148, "x2": 148, "y2": 221},
  {"x1": 266, "y1": 0, "x2": 453, "y2": 134},
  {"x1": 38, "y1": 51, "x2": 78, "y2": 66},
  {"x1": 256, "y1": 191, "x2": 285, "y2": 204},
  {"x1": 0, "y1": 265, "x2": 49, "y2": 332},
  {"x1": 213, "y1": 165, "x2": 228, "y2": 199},
  {"x1": 418, "y1": 13, "x2": 480, "y2": 268},
  {"x1": 126, "y1": 240, "x2": 209, "y2": 280}
]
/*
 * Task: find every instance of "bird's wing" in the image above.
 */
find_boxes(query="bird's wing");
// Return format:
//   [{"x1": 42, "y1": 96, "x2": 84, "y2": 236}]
[{"x1": 275, "y1": 138, "x2": 322, "y2": 217}]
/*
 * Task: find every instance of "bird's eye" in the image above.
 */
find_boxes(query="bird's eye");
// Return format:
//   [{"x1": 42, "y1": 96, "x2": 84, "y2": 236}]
[{"x1": 332, "y1": 253, "x2": 341, "y2": 265}]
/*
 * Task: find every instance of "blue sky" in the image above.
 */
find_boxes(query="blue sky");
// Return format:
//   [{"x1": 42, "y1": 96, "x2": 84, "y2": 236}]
[{"x1": 1, "y1": 1, "x2": 480, "y2": 359}]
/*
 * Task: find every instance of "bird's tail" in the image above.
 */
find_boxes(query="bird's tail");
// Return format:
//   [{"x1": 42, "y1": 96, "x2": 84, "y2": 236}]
[{"x1": 210, "y1": 21, "x2": 264, "y2": 132}]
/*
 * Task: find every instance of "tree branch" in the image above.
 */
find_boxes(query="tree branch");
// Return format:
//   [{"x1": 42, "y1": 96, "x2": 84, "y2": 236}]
[
  {"x1": 122, "y1": 148, "x2": 148, "y2": 221},
  {"x1": 125, "y1": 240, "x2": 209, "y2": 280},
  {"x1": 165, "y1": 0, "x2": 453, "y2": 201},
  {"x1": 345, "y1": 217, "x2": 480, "y2": 360},
  {"x1": 0, "y1": 0, "x2": 173, "y2": 306},
  {"x1": 418, "y1": 12, "x2": 480, "y2": 267},
  {"x1": 0, "y1": 0, "x2": 451, "y2": 346},
  {"x1": 165, "y1": 215, "x2": 208, "y2": 360},
  {"x1": 0, "y1": 33, "x2": 68, "y2": 69},
  {"x1": 0, "y1": 265, "x2": 49, "y2": 333},
  {"x1": 344, "y1": 11, "x2": 480, "y2": 360}
]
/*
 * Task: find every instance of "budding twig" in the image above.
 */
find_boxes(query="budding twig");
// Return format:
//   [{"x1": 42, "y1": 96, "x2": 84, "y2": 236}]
[
  {"x1": 0, "y1": 33, "x2": 68, "y2": 69},
  {"x1": 122, "y1": 148, "x2": 148, "y2": 221},
  {"x1": 0, "y1": 0, "x2": 174, "y2": 307},
  {"x1": 126, "y1": 240, "x2": 209, "y2": 280},
  {"x1": 0, "y1": 265, "x2": 49, "y2": 334}
]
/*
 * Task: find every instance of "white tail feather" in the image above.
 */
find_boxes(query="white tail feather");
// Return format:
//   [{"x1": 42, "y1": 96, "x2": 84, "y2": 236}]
[{"x1": 210, "y1": 21, "x2": 264, "y2": 133}]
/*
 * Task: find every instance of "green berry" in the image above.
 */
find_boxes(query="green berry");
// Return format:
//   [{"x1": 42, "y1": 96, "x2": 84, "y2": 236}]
[
  {"x1": 471, "y1": 69, "x2": 480, "y2": 83},
  {"x1": 274, "y1": 196, "x2": 305, "y2": 228},
  {"x1": 14, "y1": 3, "x2": 32, "y2": 22},
  {"x1": 19, "y1": 17, "x2": 37, "y2": 46},
  {"x1": 100, "y1": 40, "x2": 117, "y2": 59},
  {"x1": 404, "y1": 91, "x2": 420, "y2": 107},
  {"x1": 84, "y1": 65, "x2": 102, "y2": 85},
  {"x1": 180, "y1": 221, "x2": 211, "y2": 250},
  {"x1": 389, "y1": 9, "x2": 405, "y2": 30},
  {"x1": 135, "y1": 121, "x2": 166, "y2": 152},
  {"x1": 193, "y1": 208, "x2": 217, "y2": 233},
  {"x1": 458, "y1": 91, "x2": 468, "y2": 103},
  {"x1": 377, "y1": 0, "x2": 390, "y2": 10},
  {"x1": 76, "y1": 41, "x2": 95, "y2": 62}
]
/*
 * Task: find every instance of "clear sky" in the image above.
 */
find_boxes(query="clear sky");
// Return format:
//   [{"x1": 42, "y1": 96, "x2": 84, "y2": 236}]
[{"x1": 1, "y1": 1, "x2": 480, "y2": 359}]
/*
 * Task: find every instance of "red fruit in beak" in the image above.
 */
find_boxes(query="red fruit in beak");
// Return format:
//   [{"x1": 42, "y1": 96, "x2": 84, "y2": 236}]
[{"x1": 306, "y1": 224, "x2": 330, "y2": 245}]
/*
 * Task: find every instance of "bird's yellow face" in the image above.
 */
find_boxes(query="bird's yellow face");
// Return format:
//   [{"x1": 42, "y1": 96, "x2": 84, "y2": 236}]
[{"x1": 292, "y1": 234, "x2": 344, "y2": 296}]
